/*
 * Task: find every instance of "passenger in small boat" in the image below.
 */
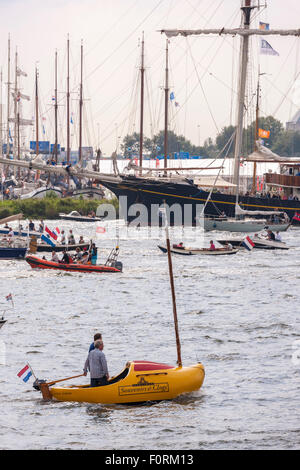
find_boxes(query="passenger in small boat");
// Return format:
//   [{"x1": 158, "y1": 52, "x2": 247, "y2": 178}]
[
  {"x1": 60, "y1": 249, "x2": 72, "y2": 264},
  {"x1": 275, "y1": 231, "x2": 282, "y2": 242},
  {"x1": 39, "y1": 220, "x2": 44, "y2": 233},
  {"x1": 209, "y1": 240, "x2": 216, "y2": 251},
  {"x1": 74, "y1": 247, "x2": 83, "y2": 262},
  {"x1": 173, "y1": 242, "x2": 184, "y2": 249},
  {"x1": 79, "y1": 235, "x2": 85, "y2": 244},
  {"x1": 51, "y1": 251, "x2": 59, "y2": 263},
  {"x1": 83, "y1": 339, "x2": 109, "y2": 387},
  {"x1": 267, "y1": 230, "x2": 276, "y2": 241},
  {"x1": 79, "y1": 250, "x2": 89, "y2": 264},
  {"x1": 223, "y1": 242, "x2": 232, "y2": 251},
  {"x1": 91, "y1": 243, "x2": 98, "y2": 265},
  {"x1": 89, "y1": 333, "x2": 102, "y2": 352}
]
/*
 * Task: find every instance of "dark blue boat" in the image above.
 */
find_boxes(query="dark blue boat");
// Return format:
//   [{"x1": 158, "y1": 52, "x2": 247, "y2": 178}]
[{"x1": 0, "y1": 247, "x2": 27, "y2": 259}]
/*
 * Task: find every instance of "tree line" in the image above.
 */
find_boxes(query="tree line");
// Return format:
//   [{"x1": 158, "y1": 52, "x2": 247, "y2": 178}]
[{"x1": 120, "y1": 116, "x2": 300, "y2": 159}]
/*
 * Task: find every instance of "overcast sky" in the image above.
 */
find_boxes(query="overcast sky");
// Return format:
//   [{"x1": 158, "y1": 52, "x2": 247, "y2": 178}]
[{"x1": 1, "y1": 0, "x2": 300, "y2": 156}]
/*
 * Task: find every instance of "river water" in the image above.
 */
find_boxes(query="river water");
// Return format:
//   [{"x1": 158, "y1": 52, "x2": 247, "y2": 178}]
[{"x1": 0, "y1": 220, "x2": 299, "y2": 450}]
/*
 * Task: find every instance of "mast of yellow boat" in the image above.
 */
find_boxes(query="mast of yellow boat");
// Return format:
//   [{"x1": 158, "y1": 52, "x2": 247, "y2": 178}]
[{"x1": 162, "y1": 204, "x2": 182, "y2": 367}]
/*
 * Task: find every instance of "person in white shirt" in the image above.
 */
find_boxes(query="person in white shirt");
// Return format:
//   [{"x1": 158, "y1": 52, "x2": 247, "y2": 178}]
[
  {"x1": 51, "y1": 251, "x2": 59, "y2": 263},
  {"x1": 275, "y1": 231, "x2": 282, "y2": 242}
]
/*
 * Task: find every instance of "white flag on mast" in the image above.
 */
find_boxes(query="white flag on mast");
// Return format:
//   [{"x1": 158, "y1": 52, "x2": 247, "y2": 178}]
[
  {"x1": 260, "y1": 39, "x2": 279, "y2": 56},
  {"x1": 16, "y1": 67, "x2": 27, "y2": 77}
]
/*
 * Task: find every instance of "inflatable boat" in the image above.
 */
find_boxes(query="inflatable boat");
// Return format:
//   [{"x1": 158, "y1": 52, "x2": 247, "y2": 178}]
[{"x1": 25, "y1": 255, "x2": 122, "y2": 273}]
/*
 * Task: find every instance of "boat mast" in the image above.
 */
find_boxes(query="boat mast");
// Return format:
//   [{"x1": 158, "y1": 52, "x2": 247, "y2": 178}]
[
  {"x1": 162, "y1": 204, "x2": 182, "y2": 367},
  {"x1": 66, "y1": 35, "x2": 70, "y2": 169},
  {"x1": 164, "y1": 39, "x2": 169, "y2": 177},
  {"x1": 233, "y1": 0, "x2": 254, "y2": 211},
  {"x1": 78, "y1": 40, "x2": 83, "y2": 165},
  {"x1": 6, "y1": 34, "x2": 10, "y2": 159},
  {"x1": 35, "y1": 67, "x2": 39, "y2": 157},
  {"x1": 139, "y1": 32, "x2": 145, "y2": 175},
  {"x1": 0, "y1": 69, "x2": 3, "y2": 157},
  {"x1": 54, "y1": 50, "x2": 58, "y2": 163},
  {"x1": 13, "y1": 48, "x2": 18, "y2": 168},
  {"x1": 251, "y1": 73, "x2": 260, "y2": 194}
]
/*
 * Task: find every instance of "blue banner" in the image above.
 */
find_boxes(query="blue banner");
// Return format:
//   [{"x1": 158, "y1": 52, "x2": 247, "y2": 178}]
[{"x1": 41, "y1": 234, "x2": 56, "y2": 247}]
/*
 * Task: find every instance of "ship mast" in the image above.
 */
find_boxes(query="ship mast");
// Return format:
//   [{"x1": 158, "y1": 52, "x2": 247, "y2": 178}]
[
  {"x1": 6, "y1": 35, "x2": 10, "y2": 159},
  {"x1": 251, "y1": 73, "x2": 261, "y2": 194},
  {"x1": 0, "y1": 69, "x2": 3, "y2": 158},
  {"x1": 66, "y1": 35, "x2": 70, "y2": 169},
  {"x1": 233, "y1": 0, "x2": 254, "y2": 212},
  {"x1": 139, "y1": 32, "x2": 145, "y2": 175},
  {"x1": 35, "y1": 67, "x2": 39, "y2": 157},
  {"x1": 164, "y1": 39, "x2": 169, "y2": 177},
  {"x1": 78, "y1": 40, "x2": 83, "y2": 165},
  {"x1": 54, "y1": 50, "x2": 58, "y2": 163},
  {"x1": 13, "y1": 48, "x2": 18, "y2": 169}
]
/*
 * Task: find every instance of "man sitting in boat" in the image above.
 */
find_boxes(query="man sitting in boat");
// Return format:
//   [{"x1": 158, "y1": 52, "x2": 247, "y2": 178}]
[
  {"x1": 209, "y1": 240, "x2": 216, "y2": 251},
  {"x1": 79, "y1": 235, "x2": 85, "y2": 244},
  {"x1": 173, "y1": 242, "x2": 184, "y2": 250},
  {"x1": 51, "y1": 251, "x2": 59, "y2": 263},
  {"x1": 73, "y1": 247, "x2": 83, "y2": 262},
  {"x1": 78, "y1": 249, "x2": 89, "y2": 265},
  {"x1": 60, "y1": 249, "x2": 72, "y2": 264},
  {"x1": 267, "y1": 230, "x2": 276, "y2": 241},
  {"x1": 83, "y1": 339, "x2": 109, "y2": 387}
]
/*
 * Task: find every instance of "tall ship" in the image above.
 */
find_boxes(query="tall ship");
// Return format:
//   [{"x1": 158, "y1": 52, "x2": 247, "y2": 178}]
[{"x1": 94, "y1": 0, "x2": 300, "y2": 226}]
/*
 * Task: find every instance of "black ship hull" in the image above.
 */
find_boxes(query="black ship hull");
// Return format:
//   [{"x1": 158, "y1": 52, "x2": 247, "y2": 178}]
[{"x1": 99, "y1": 176, "x2": 300, "y2": 226}]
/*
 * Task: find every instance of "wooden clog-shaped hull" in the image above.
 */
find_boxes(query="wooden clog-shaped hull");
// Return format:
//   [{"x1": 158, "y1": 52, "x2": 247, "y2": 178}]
[{"x1": 49, "y1": 361, "x2": 205, "y2": 404}]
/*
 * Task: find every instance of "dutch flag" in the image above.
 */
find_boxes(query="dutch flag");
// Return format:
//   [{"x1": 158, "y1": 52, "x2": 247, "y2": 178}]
[
  {"x1": 242, "y1": 236, "x2": 255, "y2": 251},
  {"x1": 17, "y1": 364, "x2": 33, "y2": 383}
]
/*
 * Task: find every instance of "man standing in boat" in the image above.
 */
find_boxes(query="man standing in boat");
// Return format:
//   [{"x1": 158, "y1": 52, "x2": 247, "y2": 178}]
[{"x1": 83, "y1": 339, "x2": 109, "y2": 387}]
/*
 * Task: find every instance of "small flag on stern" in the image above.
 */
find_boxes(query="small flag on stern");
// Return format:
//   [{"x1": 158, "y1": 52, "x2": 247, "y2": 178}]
[
  {"x1": 293, "y1": 212, "x2": 300, "y2": 222},
  {"x1": 242, "y1": 236, "x2": 255, "y2": 251},
  {"x1": 17, "y1": 364, "x2": 33, "y2": 383},
  {"x1": 6, "y1": 293, "x2": 12, "y2": 302}
]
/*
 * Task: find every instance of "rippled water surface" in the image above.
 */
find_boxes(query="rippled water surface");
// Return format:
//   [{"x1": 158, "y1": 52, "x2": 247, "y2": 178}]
[{"x1": 0, "y1": 221, "x2": 299, "y2": 450}]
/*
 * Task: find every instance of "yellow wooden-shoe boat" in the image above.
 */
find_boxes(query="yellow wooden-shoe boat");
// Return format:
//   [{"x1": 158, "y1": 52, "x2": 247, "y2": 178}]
[{"x1": 43, "y1": 360, "x2": 205, "y2": 404}]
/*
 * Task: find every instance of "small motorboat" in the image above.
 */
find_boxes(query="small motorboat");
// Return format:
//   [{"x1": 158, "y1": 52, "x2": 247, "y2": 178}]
[
  {"x1": 0, "y1": 317, "x2": 7, "y2": 329},
  {"x1": 217, "y1": 236, "x2": 289, "y2": 250},
  {"x1": 58, "y1": 211, "x2": 102, "y2": 222},
  {"x1": 25, "y1": 254, "x2": 123, "y2": 273},
  {"x1": 34, "y1": 360, "x2": 205, "y2": 404},
  {"x1": 158, "y1": 244, "x2": 238, "y2": 256}
]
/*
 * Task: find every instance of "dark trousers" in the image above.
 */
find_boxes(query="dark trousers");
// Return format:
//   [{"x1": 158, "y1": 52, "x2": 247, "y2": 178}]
[{"x1": 91, "y1": 376, "x2": 108, "y2": 387}]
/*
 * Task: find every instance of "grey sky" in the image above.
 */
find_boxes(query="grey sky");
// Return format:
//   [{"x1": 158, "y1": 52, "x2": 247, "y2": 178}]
[{"x1": 1, "y1": 0, "x2": 300, "y2": 156}]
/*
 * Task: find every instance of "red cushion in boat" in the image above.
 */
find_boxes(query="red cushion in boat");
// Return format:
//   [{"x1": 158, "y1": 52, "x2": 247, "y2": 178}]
[{"x1": 133, "y1": 361, "x2": 174, "y2": 371}]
